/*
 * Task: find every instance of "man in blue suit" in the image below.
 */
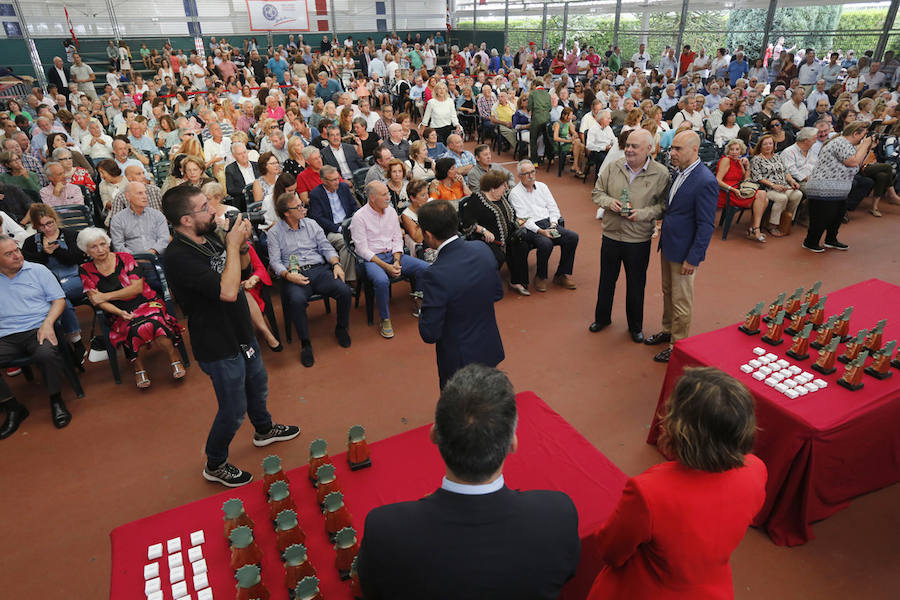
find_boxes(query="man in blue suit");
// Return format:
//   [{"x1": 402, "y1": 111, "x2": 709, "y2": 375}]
[
  {"x1": 644, "y1": 131, "x2": 717, "y2": 363},
  {"x1": 307, "y1": 165, "x2": 359, "y2": 283},
  {"x1": 417, "y1": 200, "x2": 504, "y2": 389},
  {"x1": 320, "y1": 124, "x2": 366, "y2": 182}
]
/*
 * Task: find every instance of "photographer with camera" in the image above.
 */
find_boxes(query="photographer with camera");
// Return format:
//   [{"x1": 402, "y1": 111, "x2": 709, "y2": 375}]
[
  {"x1": 162, "y1": 185, "x2": 300, "y2": 487},
  {"x1": 802, "y1": 121, "x2": 874, "y2": 253}
]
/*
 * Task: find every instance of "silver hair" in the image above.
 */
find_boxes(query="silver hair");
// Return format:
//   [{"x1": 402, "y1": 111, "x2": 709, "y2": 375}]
[
  {"x1": 301, "y1": 145, "x2": 320, "y2": 160},
  {"x1": 43, "y1": 160, "x2": 63, "y2": 178},
  {"x1": 796, "y1": 127, "x2": 818, "y2": 143},
  {"x1": 50, "y1": 147, "x2": 72, "y2": 160},
  {"x1": 319, "y1": 164, "x2": 338, "y2": 178},
  {"x1": 231, "y1": 142, "x2": 247, "y2": 153},
  {"x1": 725, "y1": 138, "x2": 747, "y2": 155},
  {"x1": 352, "y1": 117, "x2": 368, "y2": 129},
  {"x1": 201, "y1": 181, "x2": 224, "y2": 198},
  {"x1": 516, "y1": 159, "x2": 535, "y2": 174},
  {"x1": 76, "y1": 226, "x2": 111, "y2": 254}
]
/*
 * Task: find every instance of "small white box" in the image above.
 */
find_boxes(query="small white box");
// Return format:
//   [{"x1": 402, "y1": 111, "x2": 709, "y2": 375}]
[
  {"x1": 758, "y1": 356, "x2": 772, "y2": 365},
  {"x1": 192, "y1": 558, "x2": 207, "y2": 575},
  {"x1": 771, "y1": 373, "x2": 785, "y2": 382},
  {"x1": 813, "y1": 379, "x2": 828, "y2": 389},
  {"x1": 775, "y1": 383, "x2": 789, "y2": 393},
  {"x1": 765, "y1": 353, "x2": 778, "y2": 360},
  {"x1": 783, "y1": 379, "x2": 796, "y2": 388},
  {"x1": 188, "y1": 546, "x2": 203, "y2": 563},
  {"x1": 752, "y1": 372, "x2": 766, "y2": 381},
  {"x1": 147, "y1": 592, "x2": 163, "y2": 600},
  {"x1": 785, "y1": 389, "x2": 799, "y2": 399},
  {"x1": 765, "y1": 377, "x2": 778, "y2": 387},
  {"x1": 776, "y1": 359, "x2": 790, "y2": 368},
  {"x1": 144, "y1": 577, "x2": 161, "y2": 595},
  {"x1": 779, "y1": 369, "x2": 793, "y2": 377},
  {"x1": 171, "y1": 580, "x2": 188, "y2": 600},
  {"x1": 169, "y1": 565, "x2": 184, "y2": 584},
  {"x1": 198, "y1": 589, "x2": 214, "y2": 600},
  {"x1": 166, "y1": 537, "x2": 181, "y2": 554},
  {"x1": 759, "y1": 366, "x2": 772, "y2": 376},
  {"x1": 801, "y1": 371, "x2": 814, "y2": 380},
  {"x1": 168, "y1": 553, "x2": 183, "y2": 569},
  {"x1": 804, "y1": 383, "x2": 818, "y2": 392},
  {"x1": 193, "y1": 571, "x2": 209, "y2": 591},
  {"x1": 796, "y1": 386, "x2": 808, "y2": 396},
  {"x1": 147, "y1": 543, "x2": 163, "y2": 560},
  {"x1": 143, "y1": 563, "x2": 159, "y2": 580},
  {"x1": 190, "y1": 530, "x2": 205, "y2": 546},
  {"x1": 788, "y1": 365, "x2": 802, "y2": 375},
  {"x1": 753, "y1": 347, "x2": 766, "y2": 356},
  {"x1": 748, "y1": 359, "x2": 762, "y2": 369},
  {"x1": 740, "y1": 364, "x2": 754, "y2": 373}
]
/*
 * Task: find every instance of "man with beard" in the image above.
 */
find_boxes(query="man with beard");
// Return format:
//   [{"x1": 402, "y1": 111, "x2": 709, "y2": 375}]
[{"x1": 162, "y1": 185, "x2": 300, "y2": 487}]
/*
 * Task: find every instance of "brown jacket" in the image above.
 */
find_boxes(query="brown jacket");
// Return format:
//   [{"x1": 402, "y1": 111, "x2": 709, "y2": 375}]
[{"x1": 592, "y1": 157, "x2": 669, "y2": 243}]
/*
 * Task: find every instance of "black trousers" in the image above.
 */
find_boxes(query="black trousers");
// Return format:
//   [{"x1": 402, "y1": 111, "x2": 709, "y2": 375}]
[
  {"x1": 0, "y1": 328, "x2": 65, "y2": 400},
  {"x1": 484, "y1": 239, "x2": 529, "y2": 286},
  {"x1": 521, "y1": 218, "x2": 579, "y2": 280},
  {"x1": 282, "y1": 264, "x2": 352, "y2": 342},
  {"x1": 846, "y1": 174, "x2": 874, "y2": 211},
  {"x1": 594, "y1": 236, "x2": 652, "y2": 332},
  {"x1": 529, "y1": 119, "x2": 548, "y2": 163},
  {"x1": 804, "y1": 197, "x2": 846, "y2": 247},
  {"x1": 434, "y1": 125, "x2": 454, "y2": 144}
]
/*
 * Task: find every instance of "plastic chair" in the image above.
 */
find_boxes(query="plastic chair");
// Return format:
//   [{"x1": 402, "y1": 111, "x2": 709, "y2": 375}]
[
  {"x1": 55, "y1": 203, "x2": 94, "y2": 232},
  {"x1": 718, "y1": 190, "x2": 748, "y2": 240}
]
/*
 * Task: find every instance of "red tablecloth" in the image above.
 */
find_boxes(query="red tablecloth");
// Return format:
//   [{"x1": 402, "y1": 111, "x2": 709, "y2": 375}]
[
  {"x1": 647, "y1": 278, "x2": 900, "y2": 546},
  {"x1": 111, "y1": 392, "x2": 627, "y2": 600}
]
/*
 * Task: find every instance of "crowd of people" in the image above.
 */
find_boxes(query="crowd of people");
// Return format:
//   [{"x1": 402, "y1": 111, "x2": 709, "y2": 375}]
[{"x1": 0, "y1": 30, "x2": 895, "y2": 596}]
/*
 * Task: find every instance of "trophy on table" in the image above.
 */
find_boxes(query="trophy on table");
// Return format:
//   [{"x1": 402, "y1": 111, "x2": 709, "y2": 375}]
[
  {"x1": 323, "y1": 491, "x2": 353, "y2": 543},
  {"x1": 235, "y1": 564, "x2": 270, "y2": 600},
  {"x1": 315, "y1": 463, "x2": 343, "y2": 508},
  {"x1": 268, "y1": 480, "x2": 297, "y2": 523},
  {"x1": 763, "y1": 292, "x2": 787, "y2": 323},
  {"x1": 284, "y1": 544, "x2": 317, "y2": 599},
  {"x1": 263, "y1": 455, "x2": 289, "y2": 490},
  {"x1": 787, "y1": 323, "x2": 814, "y2": 361},
  {"x1": 275, "y1": 509, "x2": 307, "y2": 557},
  {"x1": 804, "y1": 280, "x2": 823, "y2": 308},
  {"x1": 808, "y1": 296, "x2": 828, "y2": 329},
  {"x1": 784, "y1": 287, "x2": 805, "y2": 316},
  {"x1": 837, "y1": 350, "x2": 869, "y2": 391},
  {"x1": 785, "y1": 302, "x2": 809, "y2": 336},
  {"x1": 838, "y1": 329, "x2": 869, "y2": 364},
  {"x1": 833, "y1": 306, "x2": 854, "y2": 342},
  {"x1": 223, "y1": 498, "x2": 255, "y2": 540},
  {"x1": 762, "y1": 309, "x2": 786, "y2": 345},
  {"x1": 619, "y1": 186, "x2": 633, "y2": 217},
  {"x1": 308, "y1": 439, "x2": 332, "y2": 487},
  {"x1": 333, "y1": 526, "x2": 360, "y2": 581},
  {"x1": 294, "y1": 576, "x2": 324, "y2": 600},
  {"x1": 810, "y1": 315, "x2": 837, "y2": 350},
  {"x1": 228, "y1": 526, "x2": 264, "y2": 572},
  {"x1": 347, "y1": 425, "x2": 372, "y2": 470},
  {"x1": 738, "y1": 302, "x2": 765, "y2": 335},
  {"x1": 811, "y1": 337, "x2": 840, "y2": 375},
  {"x1": 865, "y1": 340, "x2": 896, "y2": 380},
  {"x1": 864, "y1": 319, "x2": 887, "y2": 353}
]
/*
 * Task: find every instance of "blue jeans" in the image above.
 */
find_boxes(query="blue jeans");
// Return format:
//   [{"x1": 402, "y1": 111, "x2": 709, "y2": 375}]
[
  {"x1": 197, "y1": 340, "x2": 272, "y2": 467},
  {"x1": 363, "y1": 252, "x2": 429, "y2": 321},
  {"x1": 58, "y1": 276, "x2": 83, "y2": 335}
]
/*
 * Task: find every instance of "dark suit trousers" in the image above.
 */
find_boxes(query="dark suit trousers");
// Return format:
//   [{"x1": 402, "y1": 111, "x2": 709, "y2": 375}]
[
  {"x1": 522, "y1": 219, "x2": 579, "y2": 280},
  {"x1": 485, "y1": 240, "x2": 529, "y2": 286},
  {"x1": 804, "y1": 197, "x2": 847, "y2": 247},
  {"x1": 0, "y1": 329, "x2": 65, "y2": 399},
  {"x1": 594, "y1": 236, "x2": 651, "y2": 332},
  {"x1": 529, "y1": 119, "x2": 548, "y2": 163},
  {"x1": 282, "y1": 264, "x2": 351, "y2": 342}
]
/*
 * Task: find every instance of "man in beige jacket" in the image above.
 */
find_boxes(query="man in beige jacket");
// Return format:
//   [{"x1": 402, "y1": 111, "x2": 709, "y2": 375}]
[{"x1": 589, "y1": 129, "x2": 670, "y2": 342}]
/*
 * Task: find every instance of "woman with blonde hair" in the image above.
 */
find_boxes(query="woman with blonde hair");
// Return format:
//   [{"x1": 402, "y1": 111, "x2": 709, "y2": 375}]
[
  {"x1": 751, "y1": 134, "x2": 802, "y2": 237},
  {"x1": 406, "y1": 140, "x2": 435, "y2": 180},
  {"x1": 282, "y1": 136, "x2": 307, "y2": 177},
  {"x1": 716, "y1": 138, "x2": 768, "y2": 242}
]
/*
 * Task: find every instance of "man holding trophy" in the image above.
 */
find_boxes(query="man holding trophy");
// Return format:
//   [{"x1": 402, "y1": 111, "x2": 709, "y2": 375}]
[{"x1": 589, "y1": 129, "x2": 670, "y2": 343}]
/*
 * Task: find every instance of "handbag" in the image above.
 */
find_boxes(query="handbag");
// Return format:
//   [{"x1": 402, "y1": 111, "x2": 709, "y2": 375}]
[{"x1": 737, "y1": 180, "x2": 759, "y2": 198}]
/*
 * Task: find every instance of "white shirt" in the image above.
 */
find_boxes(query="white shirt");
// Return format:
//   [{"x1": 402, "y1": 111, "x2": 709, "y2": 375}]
[
  {"x1": 435, "y1": 234, "x2": 459, "y2": 256},
  {"x1": 780, "y1": 143, "x2": 815, "y2": 181},
  {"x1": 360, "y1": 111, "x2": 380, "y2": 132},
  {"x1": 508, "y1": 181, "x2": 561, "y2": 232},
  {"x1": 672, "y1": 109, "x2": 704, "y2": 131},
  {"x1": 779, "y1": 101, "x2": 808, "y2": 129},
  {"x1": 55, "y1": 67, "x2": 68, "y2": 87},
  {"x1": 798, "y1": 62, "x2": 821, "y2": 85},
  {"x1": 80, "y1": 132, "x2": 114, "y2": 159},
  {"x1": 441, "y1": 474, "x2": 504, "y2": 495},
  {"x1": 631, "y1": 52, "x2": 651, "y2": 72},
  {"x1": 330, "y1": 144, "x2": 352, "y2": 178},
  {"x1": 421, "y1": 97, "x2": 459, "y2": 129},
  {"x1": 668, "y1": 158, "x2": 701, "y2": 205},
  {"x1": 691, "y1": 55, "x2": 711, "y2": 78},
  {"x1": 203, "y1": 136, "x2": 233, "y2": 165},
  {"x1": 586, "y1": 124, "x2": 615, "y2": 152},
  {"x1": 237, "y1": 162, "x2": 256, "y2": 186}
]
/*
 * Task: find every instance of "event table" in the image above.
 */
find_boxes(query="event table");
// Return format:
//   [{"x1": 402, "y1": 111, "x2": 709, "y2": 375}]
[
  {"x1": 647, "y1": 278, "x2": 900, "y2": 546},
  {"x1": 111, "y1": 392, "x2": 627, "y2": 600}
]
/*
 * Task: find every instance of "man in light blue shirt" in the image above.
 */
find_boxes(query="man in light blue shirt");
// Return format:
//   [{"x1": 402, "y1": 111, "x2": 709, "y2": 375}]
[
  {"x1": 110, "y1": 182, "x2": 170, "y2": 255},
  {"x1": 0, "y1": 234, "x2": 72, "y2": 438},
  {"x1": 726, "y1": 51, "x2": 748, "y2": 84},
  {"x1": 267, "y1": 51, "x2": 289, "y2": 83}
]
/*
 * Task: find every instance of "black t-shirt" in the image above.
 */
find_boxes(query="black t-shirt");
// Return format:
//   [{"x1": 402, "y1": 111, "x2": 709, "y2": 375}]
[
  {"x1": 162, "y1": 234, "x2": 254, "y2": 362},
  {"x1": 359, "y1": 133, "x2": 381, "y2": 159}
]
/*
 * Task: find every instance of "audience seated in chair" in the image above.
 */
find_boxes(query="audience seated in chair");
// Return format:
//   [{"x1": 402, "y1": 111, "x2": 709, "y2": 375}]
[
  {"x1": 110, "y1": 182, "x2": 170, "y2": 255},
  {"x1": 40, "y1": 161, "x2": 85, "y2": 207},
  {"x1": 308, "y1": 165, "x2": 359, "y2": 283},
  {"x1": 716, "y1": 139, "x2": 769, "y2": 243},
  {"x1": 466, "y1": 144, "x2": 516, "y2": 193}
]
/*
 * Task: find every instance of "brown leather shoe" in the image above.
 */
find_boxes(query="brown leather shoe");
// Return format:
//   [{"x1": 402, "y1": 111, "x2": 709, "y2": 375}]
[
  {"x1": 533, "y1": 277, "x2": 548, "y2": 292},
  {"x1": 553, "y1": 274, "x2": 577, "y2": 289}
]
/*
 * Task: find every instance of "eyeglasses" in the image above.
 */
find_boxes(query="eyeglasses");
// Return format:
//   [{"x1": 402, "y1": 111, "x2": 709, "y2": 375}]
[
  {"x1": 38, "y1": 220, "x2": 56, "y2": 229},
  {"x1": 286, "y1": 204, "x2": 304, "y2": 212},
  {"x1": 189, "y1": 201, "x2": 210, "y2": 214},
  {"x1": 59, "y1": 156, "x2": 73, "y2": 161},
  {"x1": 520, "y1": 170, "x2": 536, "y2": 177}
]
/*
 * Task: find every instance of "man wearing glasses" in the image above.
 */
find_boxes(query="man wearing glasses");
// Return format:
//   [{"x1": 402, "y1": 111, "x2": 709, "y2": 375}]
[
  {"x1": 267, "y1": 188, "x2": 352, "y2": 367},
  {"x1": 508, "y1": 160, "x2": 579, "y2": 293},
  {"x1": 162, "y1": 185, "x2": 300, "y2": 487}
]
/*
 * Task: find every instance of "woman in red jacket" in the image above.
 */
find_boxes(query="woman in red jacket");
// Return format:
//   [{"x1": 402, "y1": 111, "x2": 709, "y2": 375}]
[{"x1": 587, "y1": 366, "x2": 767, "y2": 600}]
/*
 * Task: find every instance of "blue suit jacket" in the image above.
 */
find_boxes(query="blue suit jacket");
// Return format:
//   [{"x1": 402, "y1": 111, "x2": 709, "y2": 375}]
[
  {"x1": 321, "y1": 143, "x2": 367, "y2": 175},
  {"x1": 307, "y1": 181, "x2": 358, "y2": 234},
  {"x1": 659, "y1": 161, "x2": 717, "y2": 266},
  {"x1": 418, "y1": 238, "x2": 504, "y2": 389}
]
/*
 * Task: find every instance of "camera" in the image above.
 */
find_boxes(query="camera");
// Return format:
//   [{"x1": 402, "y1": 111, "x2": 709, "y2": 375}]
[{"x1": 226, "y1": 211, "x2": 266, "y2": 230}]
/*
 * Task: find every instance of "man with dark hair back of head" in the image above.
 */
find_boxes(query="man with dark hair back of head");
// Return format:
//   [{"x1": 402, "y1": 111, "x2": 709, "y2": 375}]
[
  {"x1": 417, "y1": 200, "x2": 505, "y2": 388},
  {"x1": 161, "y1": 185, "x2": 300, "y2": 487},
  {"x1": 357, "y1": 364, "x2": 580, "y2": 598}
]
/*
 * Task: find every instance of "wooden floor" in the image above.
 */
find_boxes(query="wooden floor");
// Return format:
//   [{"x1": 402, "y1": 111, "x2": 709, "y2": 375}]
[{"x1": 3, "y1": 153, "x2": 900, "y2": 599}]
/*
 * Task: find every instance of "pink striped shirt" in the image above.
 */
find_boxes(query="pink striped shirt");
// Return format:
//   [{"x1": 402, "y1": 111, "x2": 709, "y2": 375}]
[{"x1": 349, "y1": 202, "x2": 403, "y2": 262}]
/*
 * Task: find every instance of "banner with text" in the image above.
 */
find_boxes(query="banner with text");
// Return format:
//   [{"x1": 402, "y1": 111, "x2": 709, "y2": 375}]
[{"x1": 246, "y1": 0, "x2": 311, "y2": 31}]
